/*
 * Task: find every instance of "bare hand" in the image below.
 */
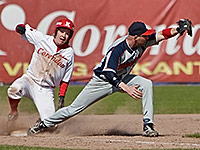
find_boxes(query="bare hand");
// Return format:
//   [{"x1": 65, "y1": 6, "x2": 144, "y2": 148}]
[{"x1": 118, "y1": 82, "x2": 142, "y2": 100}]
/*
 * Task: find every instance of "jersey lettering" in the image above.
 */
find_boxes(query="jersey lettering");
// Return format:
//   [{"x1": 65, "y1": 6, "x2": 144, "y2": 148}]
[{"x1": 37, "y1": 48, "x2": 66, "y2": 68}]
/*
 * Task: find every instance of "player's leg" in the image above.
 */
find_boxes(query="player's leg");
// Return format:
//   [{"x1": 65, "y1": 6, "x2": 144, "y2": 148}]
[
  {"x1": 7, "y1": 74, "x2": 30, "y2": 120},
  {"x1": 123, "y1": 75, "x2": 153, "y2": 124},
  {"x1": 7, "y1": 97, "x2": 20, "y2": 120},
  {"x1": 122, "y1": 75, "x2": 158, "y2": 137},
  {"x1": 6, "y1": 74, "x2": 31, "y2": 133},
  {"x1": 26, "y1": 84, "x2": 57, "y2": 134},
  {"x1": 30, "y1": 75, "x2": 114, "y2": 132},
  {"x1": 30, "y1": 85, "x2": 56, "y2": 121}
]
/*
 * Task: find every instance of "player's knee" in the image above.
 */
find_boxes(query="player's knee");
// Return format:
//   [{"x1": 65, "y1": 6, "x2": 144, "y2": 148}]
[
  {"x1": 144, "y1": 79, "x2": 153, "y2": 88},
  {"x1": 7, "y1": 86, "x2": 23, "y2": 99},
  {"x1": 69, "y1": 104, "x2": 86, "y2": 115}
]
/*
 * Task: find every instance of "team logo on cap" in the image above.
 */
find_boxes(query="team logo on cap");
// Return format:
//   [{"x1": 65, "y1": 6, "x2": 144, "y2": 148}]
[
  {"x1": 65, "y1": 22, "x2": 71, "y2": 27},
  {"x1": 56, "y1": 21, "x2": 71, "y2": 27},
  {"x1": 56, "y1": 22, "x2": 62, "y2": 25}
]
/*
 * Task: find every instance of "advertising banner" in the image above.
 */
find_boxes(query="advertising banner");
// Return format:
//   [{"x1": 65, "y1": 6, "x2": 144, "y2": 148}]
[{"x1": 0, "y1": 0, "x2": 200, "y2": 84}]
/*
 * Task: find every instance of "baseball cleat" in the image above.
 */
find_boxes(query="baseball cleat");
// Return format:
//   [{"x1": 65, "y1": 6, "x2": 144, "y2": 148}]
[
  {"x1": 27, "y1": 121, "x2": 47, "y2": 135},
  {"x1": 143, "y1": 123, "x2": 159, "y2": 137}
]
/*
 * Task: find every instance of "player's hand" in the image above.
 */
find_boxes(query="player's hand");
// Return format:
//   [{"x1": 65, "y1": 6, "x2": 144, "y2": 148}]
[
  {"x1": 118, "y1": 82, "x2": 142, "y2": 100},
  {"x1": 176, "y1": 19, "x2": 192, "y2": 37},
  {"x1": 57, "y1": 96, "x2": 64, "y2": 110},
  {"x1": 15, "y1": 24, "x2": 26, "y2": 35}
]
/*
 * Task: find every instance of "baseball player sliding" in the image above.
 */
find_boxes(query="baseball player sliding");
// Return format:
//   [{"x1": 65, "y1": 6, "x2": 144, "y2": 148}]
[
  {"x1": 28, "y1": 19, "x2": 192, "y2": 137},
  {"x1": 7, "y1": 18, "x2": 75, "y2": 130}
]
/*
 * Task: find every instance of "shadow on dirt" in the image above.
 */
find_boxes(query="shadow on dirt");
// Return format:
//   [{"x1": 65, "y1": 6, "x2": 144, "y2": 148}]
[{"x1": 89, "y1": 129, "x2": 141, "y2": 136}]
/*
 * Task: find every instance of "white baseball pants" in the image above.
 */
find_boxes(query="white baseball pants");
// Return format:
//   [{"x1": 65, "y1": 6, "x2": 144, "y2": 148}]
[{"x1": 7, "y1": 74, "x2": 55, "y2": 120}]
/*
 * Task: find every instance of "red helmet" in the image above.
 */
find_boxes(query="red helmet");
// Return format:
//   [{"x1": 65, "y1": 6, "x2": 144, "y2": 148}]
[{"x1": 55, "y1": 18, "x2": 74, "y2": 32}]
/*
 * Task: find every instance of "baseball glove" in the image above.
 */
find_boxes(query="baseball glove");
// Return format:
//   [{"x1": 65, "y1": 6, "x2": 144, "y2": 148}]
[{"x1": 176, "y1": 19, "x2": 192, "y2": 37}]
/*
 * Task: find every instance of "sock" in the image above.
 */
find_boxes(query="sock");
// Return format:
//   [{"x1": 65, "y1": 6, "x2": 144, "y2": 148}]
[{"x1": 8, "y1": 97, "x2": 20, "y2": 115}]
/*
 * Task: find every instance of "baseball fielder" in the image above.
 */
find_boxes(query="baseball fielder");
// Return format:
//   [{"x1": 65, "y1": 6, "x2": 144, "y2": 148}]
[
  {"x1": 7, "y1": 18, "x2": 75, "y2": 126},
  {"x1": 28, "y1": 19, "x2": 192, "y2": 137}
]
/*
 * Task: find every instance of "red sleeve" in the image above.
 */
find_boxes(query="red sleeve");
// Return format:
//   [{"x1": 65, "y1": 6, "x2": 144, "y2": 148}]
[{"x1": 58, "y1": 81, "x2": 69, "y2": 97}]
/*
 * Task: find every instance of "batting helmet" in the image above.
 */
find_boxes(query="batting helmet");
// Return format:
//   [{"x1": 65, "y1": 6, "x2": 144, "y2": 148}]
[{"x1": 55, "y1": 18, "x2": 74, "y2": 32}]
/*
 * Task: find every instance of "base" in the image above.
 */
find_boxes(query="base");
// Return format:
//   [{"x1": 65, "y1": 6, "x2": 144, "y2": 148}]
[{"x1": 10, "y1": 130, "x2": 28, "y2": 137}]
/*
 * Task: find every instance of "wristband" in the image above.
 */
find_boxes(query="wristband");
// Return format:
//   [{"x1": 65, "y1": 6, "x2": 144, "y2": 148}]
[
  {"x1": 59, "y1": 81, "x2": 68, "y2": 96},
  {"x1": 162, "y1": 28, "x2": 173, "y2": 39}
]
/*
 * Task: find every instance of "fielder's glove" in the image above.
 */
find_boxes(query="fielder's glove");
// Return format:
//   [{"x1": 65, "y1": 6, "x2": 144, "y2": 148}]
[
  {"x1": 57, "y1": 96, "x2": 64, "y2": 110},
  {"x1": 176, "y1": 19, "x2": 192, "y2": 37}
]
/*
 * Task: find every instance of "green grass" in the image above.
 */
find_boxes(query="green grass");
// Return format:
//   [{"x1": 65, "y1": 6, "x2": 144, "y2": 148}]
[
  {"x1": 154, "y1": 85, "x2": 200, "y2": 114},
  {"x1": 0, "y1": 145, "x2": 84, "y2": 150},
  {"x1": 185, "y1": 133, "x2": 200, "y2": 138},
  {"x1": 1, "y1": 85, "x2": 200, "y2": 115}
]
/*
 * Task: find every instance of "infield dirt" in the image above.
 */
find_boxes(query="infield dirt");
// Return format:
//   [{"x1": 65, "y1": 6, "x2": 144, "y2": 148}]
[{"x1": 0, "y1": 114, "x2": 200, "y2": 149}]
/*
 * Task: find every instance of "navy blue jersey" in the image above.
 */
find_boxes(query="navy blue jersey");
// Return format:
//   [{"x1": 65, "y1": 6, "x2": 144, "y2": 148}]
[{"x1": 94, "y1": 34, "x2": 157, "y2": 87}]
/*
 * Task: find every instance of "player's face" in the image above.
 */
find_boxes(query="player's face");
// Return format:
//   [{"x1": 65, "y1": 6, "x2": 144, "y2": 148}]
[
  {"x1": 55, "y1": 28, "x2": 71, "y2": 45},
  {"x1": 135, "y1": 35, "x2": 149, "y2": 46}
]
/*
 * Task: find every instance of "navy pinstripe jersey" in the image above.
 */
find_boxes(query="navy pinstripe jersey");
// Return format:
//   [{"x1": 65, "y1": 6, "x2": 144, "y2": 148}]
[{"x1": 94, "y1": 33, "x2": 157, "y2": 87}]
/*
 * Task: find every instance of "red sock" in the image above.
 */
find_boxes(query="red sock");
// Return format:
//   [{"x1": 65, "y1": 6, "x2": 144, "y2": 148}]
[{"x1": 8, "y1": 97, "x2": 20, "y2": 115}]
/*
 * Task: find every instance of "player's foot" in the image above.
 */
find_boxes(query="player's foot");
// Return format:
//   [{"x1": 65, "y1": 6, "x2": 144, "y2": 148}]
[
  {"x1": 6, "y1": 112, "x2": 18, "y2": 134},
  {"x1": 27, "y1": 121, "x2": 47, "y2": 135},
  {"x1": 143, "y1": 123, "x2": 159, "y2": 137},
  {"x1": 7, "y1": 112, "x2": 18, "y2": 121}
]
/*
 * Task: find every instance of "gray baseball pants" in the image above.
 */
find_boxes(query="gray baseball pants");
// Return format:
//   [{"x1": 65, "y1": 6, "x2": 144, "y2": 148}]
[{"x1": 43, "y1": 74, "x2": 154, "y2": 127}]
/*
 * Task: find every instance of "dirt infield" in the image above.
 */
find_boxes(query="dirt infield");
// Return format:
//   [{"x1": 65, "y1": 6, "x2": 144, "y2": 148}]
[{"x1": 0, "y1": 114, "x2": 200, "y2": 149}]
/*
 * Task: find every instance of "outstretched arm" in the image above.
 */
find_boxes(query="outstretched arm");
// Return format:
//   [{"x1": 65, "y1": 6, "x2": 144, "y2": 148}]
[
  {"x1": 157, "y1": 28, "x2": 178, "y2": 42},
  {"x1": 157, "y1": 19, "x2": 193, "y2": 43}
]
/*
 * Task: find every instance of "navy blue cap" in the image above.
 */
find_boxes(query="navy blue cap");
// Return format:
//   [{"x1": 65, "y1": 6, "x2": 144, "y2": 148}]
[{"x1": 128, "y1": 21, "x2": 154, "y2": 36}]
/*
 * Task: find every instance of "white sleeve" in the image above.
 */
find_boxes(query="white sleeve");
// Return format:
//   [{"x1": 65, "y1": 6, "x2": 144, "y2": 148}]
[
  {"x1": 21, "y1": 24, "x2": 45, "y2": 45},
  {"x1": 62, "y1": 51, "x2": 74, "y2": 83}
]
